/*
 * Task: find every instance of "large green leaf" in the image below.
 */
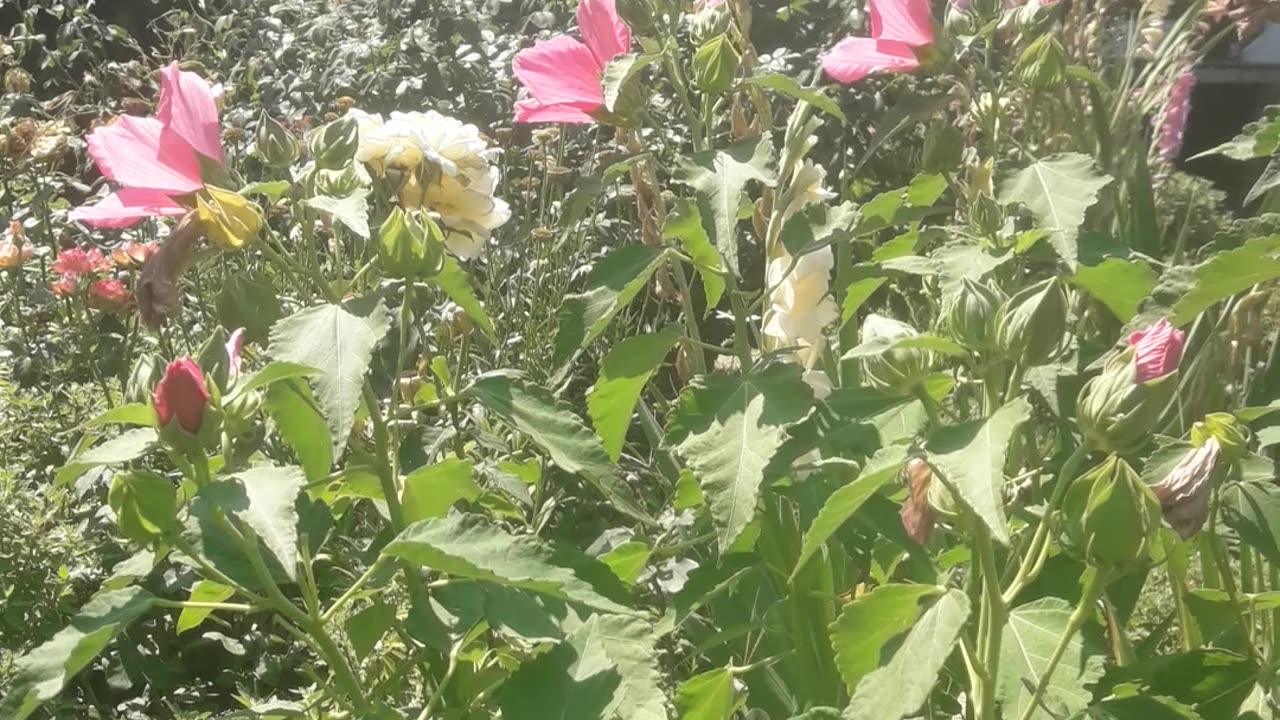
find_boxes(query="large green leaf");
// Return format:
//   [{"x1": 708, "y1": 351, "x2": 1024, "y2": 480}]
[
  {"x1": 666, "y1": 363, "x2": 814, "y2": 551},
  {"x1": 926, "y1": 397, "x2": 1031, "y2": 545},
  {"x1": 56, "y1": 428, "x2": 157, "y2": 486},
  {"x1": 747, "y1": 73, "x2": 847, "y2": 122},
  {"x1": 176, "y1": 580, "x2": 235, "y2": 635},
  {"x1": 674, "y1": 137, "x2": 776, "y2": 276},
  {"x1": 675, "y1": 667, "x2": 738, "y2": 720},
  {"x1": 401, "y1": 457, "x2": 480, "y2": 523},
  {"x1": 1089, "y1": 692, "x2": 1205, "y2": 719},
  {"x1": 792, "y1": 445, "x2": 908, "y2": 581},
  {"x1": 1170, "y1": 236, "x2": 1280, "y2": 326},
  {"x1": 382, "y1": 513, "x2": 634, "y2": 615},
  {"x1": 601, "y1": 53, "x2": 660, "y2": 112},
  {"x1": 470, "y1": 373, "x2": 650, "y2": 522},
  {"x1": 552, "y1": 244, "x2": 672, "y2": 372},
  {"x1": 664, "y1": 199, "x2": 726, "y2": 309},
  {"x1": 830, "y1": 584, "x2": 943, "y2": 691},
  {"x1": 268, "y1": 301, "x2": 390, "y2": 457},
  {"x1": 1073, "y1": 258, "x2": 1159, "y2": 322},
  {"x1": 997, "y1": 598, "x2": 1106, "y2": 720},
  {"x1": 188, "y1": 465, "x2": 307, "y2": 585},
  {"x1": 432, "y1": 255, "x2": 497, "y2": 340},
  {"x1": 997, "y1": 153, "x2": 1113, "y2": 268},
  {"x1": 842, "y1": 589, "x2": 971, "y2": 720},
  {"x1": 305, "y1": 191, "x2": 370, "y2": 238},
  {"x1": 1221, "y1": 480, "x2": 1280, "y2": 565},
  {"x1": 588, "y1": 324, "x2": 681, "y2": 461},
  {"x1": 263, "y1": 379, "x2": 332, "y2": 482},
  {"x1": 0, "y1": 587, "x2": 155, "y2": 720}
]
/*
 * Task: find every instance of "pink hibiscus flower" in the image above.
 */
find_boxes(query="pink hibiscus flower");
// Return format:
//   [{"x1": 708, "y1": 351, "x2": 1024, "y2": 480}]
[
  {"x1": 822, "y1": 0, "x2": 935, "y2": 85},
  {"x1": 70, "y1": 63, "x2": 223, "y2": 229},
  {"x1": 1130, "y1": 318, "x2": 1186, "y2": 383},
  {"x1": 512, "y1": 0, "x2": 631, "y2": 123}
]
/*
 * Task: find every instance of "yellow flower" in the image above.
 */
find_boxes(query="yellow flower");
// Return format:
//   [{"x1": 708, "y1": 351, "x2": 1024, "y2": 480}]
[{"x1": 197, "y1": 186, "x2": 264, "y2": 250}]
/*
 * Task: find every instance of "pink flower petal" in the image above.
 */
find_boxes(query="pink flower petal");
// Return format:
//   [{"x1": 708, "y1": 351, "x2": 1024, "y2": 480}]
[
  {"x1": 157, "y1": 62, "x2": 224, "y2": 164},
  {"x1": 513, "y1": 36, "x2": 606, "y2": 112},
  {"x1": 871, "y1": 0, "x2": 935, "y2": 46},
  {"x1": 1129, "y1": 318, "x2": 1186, "y2": 383},
  {"x1": 821, "y1": 37, "x2": 921, "y2": 85},
  {"x1": 578, "y1": 0, "x2": 631, "y2": 69},
  {"x1": 514, "y1": 98, "x2": 597, "y2": 124},
  {"x1": 85, "y1": 115, "x2": 204, "y2": 195},
  {"x1": 69, "y1": 188, "x2": 188, "y2": 229},
  {"x1": 226, "y1": 327, "x2": 246, "y2": 380}
]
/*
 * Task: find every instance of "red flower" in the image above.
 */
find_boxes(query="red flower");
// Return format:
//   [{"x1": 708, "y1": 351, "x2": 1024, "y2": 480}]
[
  {"x1": 51, "y1": 274, "x2": 79, "y2": 297},
  {"x1": 1130, "y1": 318, "x2": 1186, "y2": 383},
  {"x1": 112, "y1": 241, "x2": 158, "y2": 269},
  {"x1": 89, "y1": 279, "x2": 134, "y2": 313},
  {"x1": 154, "y1": 358, "x2": 211, "y2": 434},
  {"x1": 52, "y1": 247, "x2": 110, "y2": 277}
]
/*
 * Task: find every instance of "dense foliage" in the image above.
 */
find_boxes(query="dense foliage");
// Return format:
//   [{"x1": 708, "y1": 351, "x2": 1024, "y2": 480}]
[{"x1": 5, "y1": 0, "x2": 1280, "y2": 718}]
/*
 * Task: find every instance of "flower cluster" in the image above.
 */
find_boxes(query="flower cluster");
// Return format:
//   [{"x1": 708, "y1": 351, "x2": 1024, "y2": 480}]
[
  {"x1": 49, "y1": 246, "x2": 138, "y2": 313},
  {"x1": 350, "y1": 109, "x2": 511, "y2": 259}
]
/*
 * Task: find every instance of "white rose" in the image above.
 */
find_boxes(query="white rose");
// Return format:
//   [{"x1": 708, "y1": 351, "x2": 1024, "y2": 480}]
[
  {"x1": 763, "y1": 247, "x2": 838, "y2": 346},
  {"x1": 425, "y1": 168, "x2": 512, "y2": 259},
  {"x1": 783, "y1": 160, "x2": 836, "y2": 220}
]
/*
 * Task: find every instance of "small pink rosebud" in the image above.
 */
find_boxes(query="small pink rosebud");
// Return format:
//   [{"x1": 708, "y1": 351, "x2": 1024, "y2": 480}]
[
  {"x1": 89, "y1": 279, "x2": 134, "y2": 313},
  {"x1": 1129, "y1": 318, "x2": 1185, "y2": 383},
  {"x1": 154, "y1": 358, "x2": 211, "y2": 434},
  {"x1": 1152, "y1": 437, "x2": 1220, "y2": 540},
  {"x1": 50, "y1": 273, "x2": 78, "y2": 297},
  {"x1": 112, "y1": 241, "x2": 158, "y2": 269},
  {"x1": 225, "y1": 327, "x2": 246, "y2": 380}
]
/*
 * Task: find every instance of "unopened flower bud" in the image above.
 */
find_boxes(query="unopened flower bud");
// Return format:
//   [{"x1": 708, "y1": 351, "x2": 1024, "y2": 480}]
[
  {"x1": 307, "y1": 115, "x2": 360, "y2": 169},
  {"x1": 996, "y1": 277, "x2": 1068, "y2": 367},
  {"x1": 689, "y1": 4, "x2": 733, "y2": 44},
  {"x1": 901, "y1": 458, "x2": 936, "y2": 544},
  {"x1": 1191, "y1": 413, "x2": 1247, "y2": 462},
  {"x1": 860, "y1": 314, "x2": 936, "y2": 395},
  {"x1": 1151, "y1": 438, "x2": 1221, "y2": 540},
  {"x1": 1077, "y1": 349, "x2": 1178, "y2": 455},
  {"x1": 693, "y1": 35, "x2": 741, "y2": 96},
  {"x1": 126, "y1": 353, "x2": 164, "y2": 405},
  {"x1": 946, "y1": 279, "x2": 1005, "y2": 351},
  {"x1": 443, "y1": 302, "x2": 474, "y2": 339},
  {"x1": 256, "y1": 113, "x2": 302, "y2": 168},
  {"x1": 1130, "y1": 319, "x2": 1184, "y2": 383},
  {"x1": 615, "y1": 0, "x2": 656, "y2": 30},
  {"x1": 336, "y1": 95, "x2": 355, "y2": 111},
  {"x1": 1063, "y1": 454, "x2": 1160, "y2": 569},
  {"x1": 378, "y1": 208, "x2": 444, "y2": 280},
  {"x1": 223, "y1": 127, "x2": 245, "y2": 143},
  {"x1": 155, "y1": 358, "x2": 211, "y2": 435},
  {"x1": 1017, "y1": 35, "x2": 1067, "y2": 90}
]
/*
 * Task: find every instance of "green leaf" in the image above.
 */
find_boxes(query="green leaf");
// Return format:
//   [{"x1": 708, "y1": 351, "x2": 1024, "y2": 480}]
[
  {"x1": 997, "y1": 152, "x2": 1113, "y2": 268},
  {"x1": 80, "y1": 403, "x2": 154, "y2": 429},
  {"x1": 345, "y1": 602, "x2": 396, "y2": 661},
  {"x1": 552, "y1": 244, "x2": 672, "y2": 373},
  {"x1": 600, "y1": 541, "x2": 652, "y2": 586},
  {"x1": 382, "y1": 513, "x2": 634, "y2": 615},
  {"x1": 188, "y1": 465, "x2": 307, "y2": 584},
  {"x1": 926, "y1": 397, "x2": 1032, "y2": 545},
  {"x1": 432, "y1": 255, "x2": 497, "y2": 341},
  {"x1": 217, "y1": 271, "x2": 282, "y2": 344},
  {"x1": 268, "y1": 301, "x2": 391, "y2": 457},
  {"x1": 1247, "y1": 157, "x2": 1280, "y2": 206},
  {"x1": 842, "y1": 589, "x2": 971, "y2": 720},
  {"x1": 839, "y1": 277, "x2": 887, "y2": 327},
  {"x1": 1222, "y1": 481, "x2": 1280, "y2": 565},
  {"x1": 263, "y1": 379, "x2": 333, "y2": 482},
  {"x1": 675, "y1": 667, "x2": 738, "y2": 720},
  {"x1": 792, "y1": 445, "x2": 908, "y2": 581},
  {"x1": 109, "y1": 471, "x2": 177, "y2": 543},
  {"x1": 666, "y1": 363, "x2": 814, "y2": 552},
  {"x1": 176, "y1": 580, "x2": 236, "y2": 634},
  {"x1": 239, "y1": 180, "x2": 292, "y2": 200},
  {"x1": 588, "y1": 324, "x2": 681, "y2": 461},
  {"x1": 601, "y1": 53, "x2": 660, "y2": 112},
  {"x1": 305, "y1": 191, "x2": 370, "y2": 238},
  {"x1": 470, "y1": 373, "x2": 651, "y2": 523},
  {"x1": 1170, "y1": 236, "x2": 1280, "y2": 326},
  {"x1": 56, "y1": 428, "x2": 157, "y2": 486},
  {"x1": 234, "y1": 361, "x2": 318, "y2": 395},
  {"x1": 674, "y1": 136, "x2": 776, "y2": 276},
  {"x1": 1190, "y1": 107, "x2": 1280, "y2": 161},
  {"x1": 830, "y1": 584, "x2": 944, "y2": 690},
  {"x1": 0, "y1": 587, "x2": 156, "y2": 720},
  {"x1": 401, "y1": 457, "x2": 480, "y2": 523},
  {"x1": 748, "y1": 73, "x2": 846, "y2": 122},
  {"x1": 1089, "y1": 692, "x2": 1205, "y2": 719},
  {"x1": 665, "y1": 199, "x2": 726, "y2": 309},
  {"x1": 997, "y1": 597, "x2": 1106, "y2": 720},
  {"x1": 1073, "y1": 258, "x2": 1159, "y2": 322}
]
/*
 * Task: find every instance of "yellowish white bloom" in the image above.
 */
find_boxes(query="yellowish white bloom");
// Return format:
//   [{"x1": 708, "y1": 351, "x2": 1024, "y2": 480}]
[
  {"x1": 764, "y1": 247, "x2": 838, "y2": 399},
  {"x1": 783, "y1": 160, "x2": 836, "y2": 220}
]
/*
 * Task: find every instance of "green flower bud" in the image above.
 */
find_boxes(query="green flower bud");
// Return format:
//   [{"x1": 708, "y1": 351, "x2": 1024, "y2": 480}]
[
  {"x1": 378, "y1": 208, "x2": 445, "y2": 280},
  {"x1": 255, "y1": 113, "x2": 301, "y2": 168},
  {"x1": 860, "y1": 314, "x2": 936, "y2": 395},
  {"x1": 1017, "y1": 35, "x2": 1067, "y2": 90},
  {"x1": 615, "y1": 0, "x2": 656, "y2": 31},
  {"x1": 945, "y1": 3, "x2": 975, "y2": 35},
  {"x1": 125, "y1": 353, "x2": 164, "y2": 406},
  {"x1": 971, "y1": 194, "x2": 1006, "y2": 237},
  {"x1": 1191, "y1": 413, "x2": 1247, "y2": 462},
  {"x1": 946, "y1": 278, "x2": 1005, "y2": 351},
  {"x1": 996, "y1": 277, "x2": 1068, "y2": 367},
  {"x1": 307, "y1": 115, "x2": 360, "y2": 170},
  {"x1": 313, "y1": 166, "x2": 366, "y2": 197},
  {"x1": 690, "y1": 5, "x2": 733, "y2": 44},
  {"x1": 1063, "y1": 454, "x2": 1160, "y2": 569},
  {"x1": 693, "y1": 35, "x2": 740, "y2": 96},
  {"x1": 1077, "y1": 349, "x2": 1178, "y2": 455}
]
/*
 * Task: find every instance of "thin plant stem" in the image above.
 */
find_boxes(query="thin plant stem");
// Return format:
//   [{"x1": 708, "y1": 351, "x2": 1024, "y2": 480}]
[{"x1": 1015, "y1": 568, "x2": 1111, "y2": 720}]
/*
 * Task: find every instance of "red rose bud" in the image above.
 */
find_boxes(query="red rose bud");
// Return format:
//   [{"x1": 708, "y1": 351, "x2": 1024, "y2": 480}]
[
  {"x1": 1151, "y1": 438, "x2": 1220, "y2": 540},
  {"x1": 154, "y1": 358, "x2": 211, "y2": 434},
  {"x1": 1130, "y1": 318, "x2": 1185, "y2": 384},
  {"x1": 900, "y1": 458, "x2": 936, "y2": 545}
]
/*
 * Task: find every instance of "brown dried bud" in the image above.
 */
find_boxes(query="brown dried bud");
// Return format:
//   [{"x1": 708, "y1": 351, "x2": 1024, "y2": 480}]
[
  {"x1": 336, "y1": 96, "x2": 355, "y2": 111},
  {"x1": 532, "y1": 226, "x2": 554, "y2": 242},
  {"x1": 731, "y1": 93, "x2": 751, "y2": 140},
  {"x1": 443, "y1": 303, "x2": 474, "y2": 339},
  {"x1": 4, "y1": 68, "x2": 31, "y2": 94},
  {"x1": 752, "y1": 197, "x2": 769, "y2": 242},
  {"x1": 137, "y1": 214, "x2": 204, "y2": 328},
  {"x1": 527, "y1": 148, "x2": 546, "y2": 163},
  {"x1": 398, "y1": 372, "x2": 421, "y2": 405},
  {"x1": 676, "y1": 343, "x2": 695, "y2": 384},
  {"x1": 323, "y1": 111, "x2": 339, "y2": 123},
  {"x1": 901, "y1": 458, "x2": 936, "y2": 545},
  {"x1": 223, "y1": 127, "x2": 246, "y2": 143},
  {"x1": 1152, "y1": 438, "x2": 1221, "y2": 540},
  {"x1": 533, "y1": 128, "x2": 560, "y2": 146},
  {"x1": 495, "y1": 127, "x2": 514, "y2": 144},
  {"x1": 547, "y1": 165, "x2": 573, "y2": 183}
]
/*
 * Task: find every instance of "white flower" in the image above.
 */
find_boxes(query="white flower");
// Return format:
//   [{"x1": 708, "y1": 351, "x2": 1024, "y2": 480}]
[
  {"x1": 763, "y1": 247, "x2": 838, "y2": 346},
  {"x1": 803, "y1": 368, "x2": 833, "y2": 400},
  {"x1": 783, "y1": 160, "x2": 836, "y2": 220},
  {"x1": 424, "y1": 168, "x2": 513, "y2": 259}
]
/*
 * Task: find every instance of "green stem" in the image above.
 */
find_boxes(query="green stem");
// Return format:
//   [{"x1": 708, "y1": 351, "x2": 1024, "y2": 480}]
[
  {"x1": 153, "y1": 599, "x2": 256, "y2": 613},
  {"x1": 323, "y1": 556, "x2": 392, "y2": 624},
  {"x1": 1004, "y1": 445, "x2": 1090, "y2": 604},
  {"x1": 415, "y1": 638, "x2": 463, "y2": 720},
  {"x1": 973, "y1": 522, "x2": 1007, "y2": 720},
  {"x1": 1015, "y1": 568, "x2": 1111, "y2": 720},
  {"x1": 671, "y1": 258, "x2": 709, "y2": 376}
]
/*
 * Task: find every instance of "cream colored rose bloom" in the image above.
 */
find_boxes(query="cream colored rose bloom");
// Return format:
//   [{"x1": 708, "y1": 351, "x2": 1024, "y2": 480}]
[
  {"x1": 423, "y1": 167, "x2": 512, "y2": 259},
  {"x1": 763, "y1": 247, "x2": 838, "y2": 346},
  {"x1": 783, "y1": 160, "x2": 836, "y2": 220}
]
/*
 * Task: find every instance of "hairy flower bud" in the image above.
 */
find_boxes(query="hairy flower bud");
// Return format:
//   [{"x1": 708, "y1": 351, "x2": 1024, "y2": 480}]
[
  {"x1": 1077, "y1": 349, "x2": 1178, "y2": 455},
  {"x1": 996, "y1": 277, "x2": 1068, "y2": 367},
  {"x1": 860, "y1": 314, "x2": 936, "y2": 395},
  {"x1": 616, "y1": 0, "x2": 656, "y2": 31},
  {"x1": 154, "y1": 358, "x2": 211, "y2": 435},
  {"x1": 946, "y1": 279, "x2": 1005, "y2": 351},
  {"x1": 1152, "y1": 438, "x2": 1221, "y2": 540},
  {"x1": 378, "y1": 208, "x2": 445, "y2": 280},
  {"x1": 256, "y1": 113, "x2": 301, "y2": 168},
  {"x1": 307, "y1": 115, "x2": 360, "y2": 169},
  {"x1": 690, "y1": 5, "x2": 733, "y2": 44},
  {"x1": 1063, "y1": 454, "x2": 1161, "y2": 569},
  {"x1": 693, "y1": 35, "x2": 740, "y2": 96}
]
